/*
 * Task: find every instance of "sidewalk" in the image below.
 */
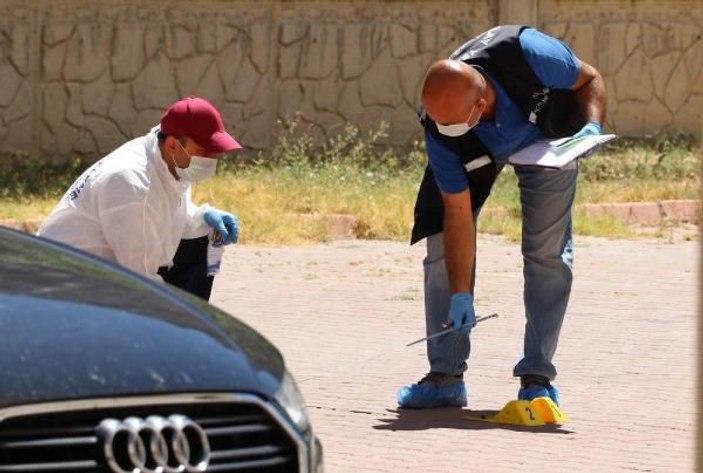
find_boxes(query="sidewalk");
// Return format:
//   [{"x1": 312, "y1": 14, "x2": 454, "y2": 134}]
[{"x1": 211, "y1": 233, "x2": 699, "y2": 473}]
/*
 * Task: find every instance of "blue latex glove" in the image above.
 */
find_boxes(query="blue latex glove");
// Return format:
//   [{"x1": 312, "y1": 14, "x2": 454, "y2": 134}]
[
  {"x1": 571, "y1": 121, "x2": 603, "y2": 157},
  {"x1": 572, "y1": 121, "x2": 601, "y2": 139},
  {"x1": 447, "y1": 293, "x2": 476, "y2": 333},
  {"x1": 203, "y1": 208, "x2": 239, "y2": 245}
]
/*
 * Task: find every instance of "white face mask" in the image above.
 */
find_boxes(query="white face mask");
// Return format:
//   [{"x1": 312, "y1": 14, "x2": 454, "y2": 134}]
[
  {"x1": 176, "y1": 155, "x2": 217, "y2": 183},
  {"x1": 436, "y1": 122, "x2": 472, "y2": 137},
  {"x1": 436, "y1": 103, "x2": 481, "y2": 138},
  {"x1": 172, "y1": 142, "x2": 218, "y2": 183}
]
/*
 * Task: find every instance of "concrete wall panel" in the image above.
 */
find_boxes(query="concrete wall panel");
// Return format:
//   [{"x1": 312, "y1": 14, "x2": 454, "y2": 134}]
[{"x1": 0, "y1": 0, "x2": 700, "y2": 162}]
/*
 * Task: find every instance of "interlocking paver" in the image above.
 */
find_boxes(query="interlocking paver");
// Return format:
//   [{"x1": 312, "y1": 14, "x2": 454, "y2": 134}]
[{"x1": 211, "y1": 234, "x2": 698, "y2": 473}]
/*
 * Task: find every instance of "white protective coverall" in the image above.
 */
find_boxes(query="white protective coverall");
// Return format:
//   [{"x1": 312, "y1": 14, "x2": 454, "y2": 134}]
[{"x1": 38, "y1": 126, "x2": 211, "y2": 281}]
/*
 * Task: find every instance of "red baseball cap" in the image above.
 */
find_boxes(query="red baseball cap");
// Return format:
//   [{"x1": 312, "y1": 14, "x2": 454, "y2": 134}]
[{"x1": 160, "y1": 96, "x2": 242, "y2": 153}]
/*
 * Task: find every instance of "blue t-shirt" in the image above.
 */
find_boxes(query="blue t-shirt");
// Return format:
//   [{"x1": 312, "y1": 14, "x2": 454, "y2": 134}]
[{"x1": 428, "y1": 28, "x2": 581, "y2": 194}]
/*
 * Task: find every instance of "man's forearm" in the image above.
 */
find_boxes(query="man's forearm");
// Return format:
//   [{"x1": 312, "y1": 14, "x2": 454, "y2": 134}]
[
  {"x1": 574, "y1": 61, "x2": 607, "y2": 125},
  {"x1": 442, "y1": 190, "x2": 476, "y2": 294}
]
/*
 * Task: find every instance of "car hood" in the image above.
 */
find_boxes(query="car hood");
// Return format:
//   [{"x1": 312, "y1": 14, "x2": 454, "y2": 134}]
[{"x1": 0, "y1": 229, "x2": 285, "y2": 408}]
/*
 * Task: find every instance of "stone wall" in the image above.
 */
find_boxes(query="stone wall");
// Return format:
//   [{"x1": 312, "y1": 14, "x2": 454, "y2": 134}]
[
  {"x1": 538, "y1": 0, "x2": 703, "y2": 139},
  {"x1": 0, "y1": 0, "x2": 701, "y2": 163}
]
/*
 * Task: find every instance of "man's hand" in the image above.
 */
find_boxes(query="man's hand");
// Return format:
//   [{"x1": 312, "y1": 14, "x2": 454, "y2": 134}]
[
  {"x1": 447, "y1": 292, "x2": 476, "y2": 333},
  {"x1": 571, "y1": 121, "x2": 603, "y2": 156},
  {"x1": 572, "y1": 121, "x2": 601, "y2": 139},
  {"x1": 203, "y1": 208, "x2": 239, "y2": 245}
]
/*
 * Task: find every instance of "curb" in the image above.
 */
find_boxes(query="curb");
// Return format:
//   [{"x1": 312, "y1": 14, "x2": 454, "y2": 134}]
[
  {"x1": 2, "y1": 200, "x2": 699, "y2": 237},
  {"x1": 294, "y1": 213, "x2": 358, "y2": 237},
  {"x1": 0, "y1": 218, "x2": 44, "y2": 234},
  {"x1": 578, "y1": 200, "x2": 700, "y2": 225}
]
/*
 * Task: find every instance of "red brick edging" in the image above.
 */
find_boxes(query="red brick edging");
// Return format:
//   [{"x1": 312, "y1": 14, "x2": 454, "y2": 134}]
[
  {"x1": 578, "y1": 199, "x2": 700, "y2": 225},
  {"x1": 2, "y1": 200, "x2": 699, "y2": 236}
]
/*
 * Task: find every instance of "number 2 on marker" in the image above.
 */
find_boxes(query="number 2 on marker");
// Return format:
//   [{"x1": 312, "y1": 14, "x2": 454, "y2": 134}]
[{"x1": 525, "y1": 406, "x2": 535, "y2": 420}]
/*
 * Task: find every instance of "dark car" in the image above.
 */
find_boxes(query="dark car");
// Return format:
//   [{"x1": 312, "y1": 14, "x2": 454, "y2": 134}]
[{"x1": 0, "y1": 226, "x2": 323, "y2": 473}]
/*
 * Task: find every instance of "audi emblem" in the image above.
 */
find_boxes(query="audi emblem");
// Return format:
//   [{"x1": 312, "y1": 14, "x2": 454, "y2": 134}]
[{"x1": 97, "y1": 415, "x2": 210, "y2": 473}]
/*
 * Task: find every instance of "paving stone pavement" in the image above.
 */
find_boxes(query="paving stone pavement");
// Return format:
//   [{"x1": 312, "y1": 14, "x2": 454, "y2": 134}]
[{"x1": 211, "y1": 234, "x2": 699, "y2": 473}]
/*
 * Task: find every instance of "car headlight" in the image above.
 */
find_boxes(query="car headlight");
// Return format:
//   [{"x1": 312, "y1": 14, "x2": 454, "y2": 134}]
[{"x1": 274, "y1": 370, "x2": 311, "y2": 433}]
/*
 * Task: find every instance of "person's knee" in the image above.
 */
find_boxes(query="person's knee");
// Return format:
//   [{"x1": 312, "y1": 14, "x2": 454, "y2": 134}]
[
  {"x1": 423, "y1": 233, "x2": 445, "y2": 266},
  {"x1": 423, "y1": 252, "x2": 445, "y2": 268},
  {"x1": 522, "y1": 239, "x2": 568, "y2": 266}
]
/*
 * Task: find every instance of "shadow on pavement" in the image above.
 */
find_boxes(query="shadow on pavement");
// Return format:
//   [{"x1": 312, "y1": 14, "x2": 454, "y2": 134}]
[{"x1": 372, "y1": 408, "x2": 574, "y2": 434}]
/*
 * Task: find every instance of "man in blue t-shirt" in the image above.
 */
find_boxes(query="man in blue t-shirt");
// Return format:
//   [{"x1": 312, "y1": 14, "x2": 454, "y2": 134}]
[{"x1": 398, "y1": 27, "x2": 607, "y2": 408}]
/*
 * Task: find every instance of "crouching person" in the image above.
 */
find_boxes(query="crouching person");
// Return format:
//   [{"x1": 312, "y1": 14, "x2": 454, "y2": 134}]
[{"x1": 38, "y1": 96, "x2": 241, "y2": 301}]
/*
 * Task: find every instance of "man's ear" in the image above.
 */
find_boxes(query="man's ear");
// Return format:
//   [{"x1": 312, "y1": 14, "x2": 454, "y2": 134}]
[
  {"x1": 476, "y1": 98, "x2": 488, "y2": 114},
  {"x1": 164, "y1": 136, "x2": 177, "y2": 155},
  {"x1": 165, "y1": 136, "x2": 185, "y2": 166}
]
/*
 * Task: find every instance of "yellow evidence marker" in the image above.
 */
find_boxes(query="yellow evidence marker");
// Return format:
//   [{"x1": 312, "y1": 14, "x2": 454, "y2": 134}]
[{"x1": 467, "y1": 397, "x2": 567, "y2": 426}]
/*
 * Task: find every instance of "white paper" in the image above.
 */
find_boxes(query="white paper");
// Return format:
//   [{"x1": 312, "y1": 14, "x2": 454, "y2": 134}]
[{"x1": 507, "y1": 134, "x2": 617, "y2": 168}]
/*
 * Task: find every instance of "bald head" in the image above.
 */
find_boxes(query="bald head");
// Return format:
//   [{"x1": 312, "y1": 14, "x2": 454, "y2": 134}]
[{"x1": 421, "y1": 59, "x2": 486, "y2": 125}]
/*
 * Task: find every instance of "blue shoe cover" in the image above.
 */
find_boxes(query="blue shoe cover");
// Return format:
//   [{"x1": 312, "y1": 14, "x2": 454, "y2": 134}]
[
  {"x1": 397, "y1": 382, "x2": 467, "y2": 408},
  {"x1": 518, "y1": 384, "x2": 560, "y2": 406}
]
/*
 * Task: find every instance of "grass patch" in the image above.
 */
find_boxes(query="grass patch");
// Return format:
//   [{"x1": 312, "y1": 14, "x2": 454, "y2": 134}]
[
  {"x1": 1, "y1": 123, "x2": 699, "y2": 244},
  {"x1": 195, "y1": 167, "x2": 422, "y2": 244},
  {"x1": 0, "y1": 154, "x2": 86, "y2": 201},
  {"x1": 196, "y1": 121, "x2": 424, "y2": 244},
  {"x1": 0, "y1": 200, "x2": 58, "y2": 221}
]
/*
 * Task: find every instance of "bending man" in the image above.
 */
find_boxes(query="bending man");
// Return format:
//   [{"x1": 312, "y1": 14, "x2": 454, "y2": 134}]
[{"x1": 398, "y1": 25, "x2": 606, "y2": 408}]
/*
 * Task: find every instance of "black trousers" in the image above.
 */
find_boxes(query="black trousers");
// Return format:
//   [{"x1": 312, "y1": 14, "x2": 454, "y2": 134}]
[{"x1": 157, "y1": 236, "x2": 214, "y2": 301}]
